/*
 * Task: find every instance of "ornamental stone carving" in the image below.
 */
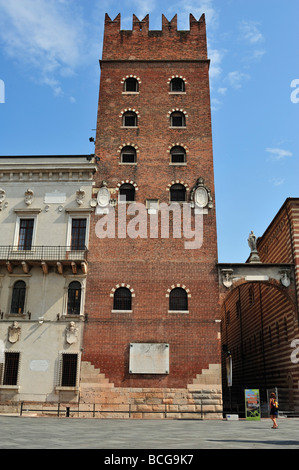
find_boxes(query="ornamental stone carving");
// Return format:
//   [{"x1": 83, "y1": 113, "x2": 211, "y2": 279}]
[
  {"x1": 0, "y1": 189, "x2": 7, "y2": 211},
  {"x1": 221, "y1": 269, "x2": 234, "y2": 288},
  {"x1": 76, "y1": 188, "x2": 85, "y2": 206},
  {"x1": 8, "y1": 321, "x2": 21, "y2": 344},
  {"x1": 24, "y1": 188, "x2": 34, "y2": 206},
  {"x1": 280, "y1": 269, "x2": 291, "y2": 288},
  {"x1": 97, "y1": 181, "x2": 110, "y2": 208},
  {"x1": 65, "y1": 321, "x2": 78, "y2": 345},
  {"x1": 190, "y1": 177, "x2": 213, "y2": 211}
]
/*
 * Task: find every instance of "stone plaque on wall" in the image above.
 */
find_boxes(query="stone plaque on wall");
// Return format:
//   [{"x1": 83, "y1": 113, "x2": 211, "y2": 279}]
[
  {"x1": 29, "y1": 360, "x2": 49, "y2": 372},
  {"x1": 44, "y1": 192, "x2": 66, "y2": 204},
  {"x1": 129, "y1": 343, "x2": 169, "y2": 374}
]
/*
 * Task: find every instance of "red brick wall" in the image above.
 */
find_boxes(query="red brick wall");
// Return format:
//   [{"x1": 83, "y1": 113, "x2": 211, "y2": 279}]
[
  {"x1": 83, "y1": 13, "x2": 220, "y2": 388},
  {"x1": 257, "y1": 198, "x2": 299, "y2": 313}
]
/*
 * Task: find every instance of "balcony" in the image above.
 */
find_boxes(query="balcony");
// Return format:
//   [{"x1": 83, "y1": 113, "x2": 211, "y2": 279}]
[{"x1": 0, "y1": 246, "x2": 88, "y2": 275}]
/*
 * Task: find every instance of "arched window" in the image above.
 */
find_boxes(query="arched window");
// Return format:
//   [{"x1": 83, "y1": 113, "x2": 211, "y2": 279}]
[
  {"x1": 10, "y1": 280, "x2": 26, "y2": 314},
  {"x1": 170, "y1": 183, "x2": 186, "y2": 202},
  {"x1": 113, "y1": 287, "x2": 132, "y2": 311},
  {"x1": 170, "y1": 146, "x2": 186, "y2": 164},
  {"x1": 170, "y1": 77, "x2": 185, "y2": 92},
  {"x1": 123, "y1": 111, "x2": 138, "y2": 127},
  {"x1": 121, "y1": 146, "x2": 137, "y2": 164},
  {"x1": 124, "y1": 77, "x2": 139, "y2": 92},
  {"x1": 67, "y1": 281, "x2": 82, "y2": 315},
  {"x1": 170, "y1": 111, "x2": 186, "y2": 127},
  {"x1": 119, "y1": 183, "x2": 135, "y2": 202},
  {"x1": 169, "y1": 288, "x2": 188, "y2": 311}
]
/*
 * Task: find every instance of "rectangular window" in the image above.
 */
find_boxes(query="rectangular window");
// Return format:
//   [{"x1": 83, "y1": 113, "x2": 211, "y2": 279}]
[
  {"x1": 124, "y1": 115, "x2": 136, "y2": 127},
  {"x1": 61, "y1": 354, "x2": 78, "y2": 387},
  {"x1": 2, "y1": 352, "x2": 20, "y2": 385},
  {"x1": 171, "y1": 152, "x2": 185, "y2": 163},
  {"x1": 18, "y1": 219, "x2": 34, "y2": 250},
  {"x1": 122, "y1": 152, "x2": 136, "y2": 163},
  {"x1": 71, "y1": 219, "x2": 86, "y2": 250}
]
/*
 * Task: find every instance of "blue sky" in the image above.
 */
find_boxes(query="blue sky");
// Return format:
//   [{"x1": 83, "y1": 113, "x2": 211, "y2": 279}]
[{"x1": 0, "y1": 0, "x2": 298, "y2": 263}]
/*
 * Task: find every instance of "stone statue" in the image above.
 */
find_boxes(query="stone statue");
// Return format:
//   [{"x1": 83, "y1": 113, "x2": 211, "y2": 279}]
[
  {"x1": 248, "y1": 231, "x2": 261, "y2": 263},
  {"x1": 248, "y1": 231, "x2": 257, "y2": 252}
]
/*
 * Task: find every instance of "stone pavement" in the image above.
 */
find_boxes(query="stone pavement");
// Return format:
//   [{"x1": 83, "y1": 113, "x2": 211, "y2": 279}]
[{"x1": 0, "y1": 416, "x2": 298, "y2": 449}]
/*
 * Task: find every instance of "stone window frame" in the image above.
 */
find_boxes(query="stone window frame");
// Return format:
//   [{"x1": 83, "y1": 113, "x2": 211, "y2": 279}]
[
  {"x1": 121, "y1": 75, "x2": 141, "y2": 94},
  {"x1": 12, "y1": 209, "x2": 41, "y2": 252},
  {"x1": 118, "y1": 143, "x2": 139, "y2": 165},
  {"x1": 168, "y1": 108, "x2": 188, "y2": 128},
  {"x1": 116, "y1": 180, "x2": 139, "y2": 203},
  {"x1": 56, "y1": 351, "x2": 81, "y2": 391},
  {"x1": 167, "y1": 75, "x2": 187, "y2": 94},
  {"x1": 61, "y1": 276, "x2": 86, "y2": 320},
  {"x1": 0, "y1": 350, "x2": 21, "y2": 390},
  {"x1": 65, "y1": 210, "x2": 92, "y2": 251},
  {"x1": 7, "y1": 276, "x2": 30, "y2": 318},
  {"x1": 168, "y1": 143, "x2": 188, "y2": 166},
  {"x1": 166, "y1": 284, "x2": 191, "y2": 314},
  {"x1": 166, "y1": 180, "x2": 189, "y2": 203},
  {"x1": 120, "y1": 108, "x2": 140, "y2": 128},
  {"x1": 110, "y1": 283, "x2": 135, "y2": 314}
]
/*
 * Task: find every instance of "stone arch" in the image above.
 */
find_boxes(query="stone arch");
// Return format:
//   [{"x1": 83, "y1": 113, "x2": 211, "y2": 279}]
[{"x1": 110, "y1": 284, "x2": 135, "y2": 298}]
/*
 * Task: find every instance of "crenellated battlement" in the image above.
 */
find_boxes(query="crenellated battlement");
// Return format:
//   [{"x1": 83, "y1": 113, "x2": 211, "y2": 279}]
[{"x1": 102, "y1": 13, "x2": 208, "y2": 62}]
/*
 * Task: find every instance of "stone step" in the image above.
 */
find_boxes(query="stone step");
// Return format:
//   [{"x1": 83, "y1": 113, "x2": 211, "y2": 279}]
[
  {"x1": 80, "y1": 382, "x2": 115, "y2": 389},
  {"x1": 80, "y1": 374, "x2": 109, "y2": 383}
]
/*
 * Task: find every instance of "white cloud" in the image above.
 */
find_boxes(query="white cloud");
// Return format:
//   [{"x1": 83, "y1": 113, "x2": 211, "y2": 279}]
[
  {"x1": 239, "y1": 20, "x2": 264, "y2": 44},
  {"x1": 0, "y1": 0, "x2": 93, "y2": 95},
  {"x1": 217, "y1": 87, "x2": 227, "y2": 95},
  {"x1": 227, "y1": 71, "x2": 250, "y2": 89},
  {"x1": 209, "y1": 48, "x2": 224, "y2": 80},
  {"x1": 191, "y1": 0, "x2": 217, "y2": 28},
  {"x1": 131, "y1": 0, "x2": 157, "y2": 20},
  {"x1": 266, "y1": 148, "x2": 293, "y2": 161},
  {"x1": 269, "y1": 177, "x2": 285, "y2": 186}
]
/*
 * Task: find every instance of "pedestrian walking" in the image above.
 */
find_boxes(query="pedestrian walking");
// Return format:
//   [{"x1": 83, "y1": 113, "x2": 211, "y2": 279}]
[{"x1": 270, "y1": 392, "x2": 279, "y2": 428}]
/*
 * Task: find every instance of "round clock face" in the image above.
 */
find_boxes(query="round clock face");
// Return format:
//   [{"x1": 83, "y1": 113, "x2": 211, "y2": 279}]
[
  {"x1": 97, "y1": 187, "x2": 110, "y2": 207},
  {"x1": 194, "y1": 187, "x2": 208, "y2": 208}
]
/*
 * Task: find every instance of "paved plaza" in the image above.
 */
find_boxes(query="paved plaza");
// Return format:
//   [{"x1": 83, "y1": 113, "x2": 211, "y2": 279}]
[{"x1": 0, "y1": 415, "x2": 298, "y2": 450}]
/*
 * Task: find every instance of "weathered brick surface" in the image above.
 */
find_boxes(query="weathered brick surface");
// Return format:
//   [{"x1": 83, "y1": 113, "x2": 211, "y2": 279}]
[{"x1": 82, "y1": 13, "x2": 221, "y2": 397}]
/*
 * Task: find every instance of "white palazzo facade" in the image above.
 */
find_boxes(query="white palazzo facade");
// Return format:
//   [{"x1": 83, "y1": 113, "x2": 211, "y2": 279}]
[{"x1": 0, "y1": 155, "x2": 96, "y2": 408}]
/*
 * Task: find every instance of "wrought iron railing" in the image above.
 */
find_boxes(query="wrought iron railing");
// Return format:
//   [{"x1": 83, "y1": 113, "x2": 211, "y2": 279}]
[{"x1": 0, "y1": 246, "x2": 88, "y2": 262}]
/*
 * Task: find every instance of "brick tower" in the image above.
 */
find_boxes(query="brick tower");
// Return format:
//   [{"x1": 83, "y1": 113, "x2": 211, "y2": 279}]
[{"x1": 81, "y1": 13, "x2": 222, "y2": 418}]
